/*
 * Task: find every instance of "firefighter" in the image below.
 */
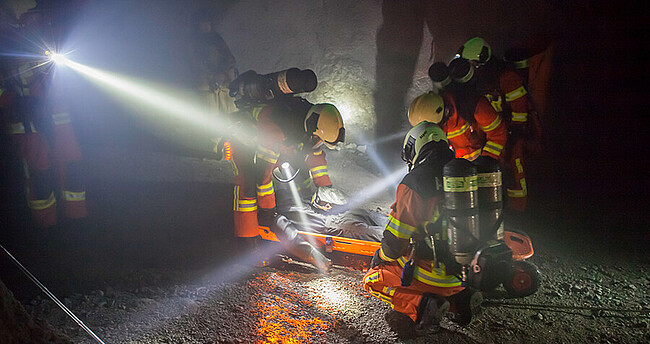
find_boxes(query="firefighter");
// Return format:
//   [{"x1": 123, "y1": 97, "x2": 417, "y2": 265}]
[
  {"x1": 0, "y1": 4, "x2": 87, "y2": 228},
  {"x1": 228, "y1": 97, "x2": 345, "y2": 269},
  {"x1": 363, "y1": 121, "x2": 482, "y2": 335},
  {"x1": 455, "y1": 37, "x2": 536, "y2": 212},
  {"x1": 408, "y1": 88, "x2": 507, "y2": 163}
]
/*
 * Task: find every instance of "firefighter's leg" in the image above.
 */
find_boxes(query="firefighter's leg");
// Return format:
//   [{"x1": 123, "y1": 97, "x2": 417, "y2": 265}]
[
  {"x1": 51, "y1": 111, "x2": 87, "y2": 219},
  {"x1": 231, "y1": 148, "x2": 259, "y2": 239},
  {"x1": 12, "y1": 128, "x2": 58, "y2": 228},
  {"x1": 305, "y1": 148, "x2": 332, "y2": 187},
  {"x1": 505, "y1": 138, "x2": 527, "y2": 212},
  {"x1": 256, "y1": 162, "x2": 276, "y2": 227}
]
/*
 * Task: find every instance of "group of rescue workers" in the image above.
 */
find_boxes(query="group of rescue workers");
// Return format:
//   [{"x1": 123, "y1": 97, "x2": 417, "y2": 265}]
[{"x1": 1, "y1": 1, "x2": 549, "y2": 337}]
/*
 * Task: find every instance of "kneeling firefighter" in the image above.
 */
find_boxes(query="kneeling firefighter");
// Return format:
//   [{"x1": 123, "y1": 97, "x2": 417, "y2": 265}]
[
  {"x1": 225, "y1": 70, "x2": 345, "y2": 270},
  {"x1": 363, "y1": 122, "x2": 482, "y2": 335}
]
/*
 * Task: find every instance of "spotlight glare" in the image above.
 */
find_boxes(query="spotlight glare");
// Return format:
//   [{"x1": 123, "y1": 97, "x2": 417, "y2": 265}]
[{"x1": 47, "y1": 51, "x2": 68, "y2": 65}]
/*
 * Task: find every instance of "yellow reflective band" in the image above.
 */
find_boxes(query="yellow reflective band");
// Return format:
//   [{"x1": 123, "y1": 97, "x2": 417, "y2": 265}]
[
  {"x1": 514, "y1": 59, "x2": 529, "y2": 69},
  {"x1": 511, "y1": 112, "x2": 528, "y2": 122},
  {"x1": 386, "y1": 215, "x2": 416, "y2": 239},
  {"x1": 256, "y1": 146, "x2": 280, "y2": 164},
  {"x1": 29, "y1": 192, "x2": 56, "y2": 210},
  {"x1": 252, "y1": 106, "x2": 264, "y2": 121},
  {"x1": 368, "y1": 288, "x2": 393, "y2": 305},
  {"x1": 379, "y1": 247, "x2": 396, "y2": 262},
  {"x1": 515, "y1": 158, "x2": 523, "y2": 173},
  {"x1": 483, "y1": 141, "x2": 503, "y2": 157},
  {"x1": 505, "y1": 86, "x2": 527, "y2": 102},
  {"x1": 364, "y1": 271, "x2": 381, "y2": 284},
  {"x1": 52, "y1": 112, "x2": 71, "y2": 126},
  {"x1": 257, "y1": 181, "x2": 274, "y2": 196},
  {"x1": 63, "y1": 190, "x2": 85, "y2": 201},
  {"x1": 382, "y1": 286, "x2": 396, "y2": 296},
  {"x1": 8, "y1": 122, "x2": 36, "y2": 135},
  {"x1": 507, "y1": 178, "x2": 528, "y2": 198},
  {"x1": 485, "y1": 94, "x2": 503, "y2": 112},
  {"x1": 312, "y1": 149, "x2": 323, "y2": 156},
  {"x1": 397, "y1": 257, "x2": 462, "y2": 287},
  {"x1": 310, "y1": 165, "x2": 328, "y2": 178},
  {"x1": 229, "y1": 160, "x2": 239, "y2": 176},
  {"x1": 236, "y1": 198, "x2": 257, "y2": 212},
  {"x1": 481, "y1": 115, "x2": 503, "y2": 132},
  {"x1": 461, "y1": 149, "x2": 481, "y2": 161},
  {"x1": 447, "y1": 123, "x2": 470, "y2": 139}
]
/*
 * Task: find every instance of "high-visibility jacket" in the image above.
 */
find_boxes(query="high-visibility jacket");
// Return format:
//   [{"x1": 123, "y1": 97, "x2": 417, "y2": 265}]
[
  {"x1": 440, "y1": 91, "x2": 507, "y2": 161},
  {"x1": 231, "y1": 99, "x2": 332, "y2": 238},
  {"x1": 364, "y1": 157, "x2": 464, "y2": 321}
]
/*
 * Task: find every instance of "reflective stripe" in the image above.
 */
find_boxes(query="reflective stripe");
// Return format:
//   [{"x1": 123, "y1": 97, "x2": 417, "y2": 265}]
[
  {"x1": 382, "y1": 286, "x2": 396, "y2": 296},
  {"x1": 447, "y1": 123, "x2": 470, "y2": 139},
  {"x1": 483, "y1": 141, "x2": 503, "y2": 157},
  {"x1": 364, "y1": 271, "x2": 381, "y2": 284},
  {"x1": 29, "y1": 192, "x2": 56, "y2": 210},
  {"x1": 485, "y1": 94, "x2": 503, "y2": 112},
  {"x1": 507, "y1": 178, "x2": 527, "y2": 198},
  {"x1": 397, "y1": 257, "x2": 462, "y2": 287},
  {"x1": 8, "y1": 122, "x2": 36, "y2": 134},
  {"x1": 461, "y1": 149, "x2": 481, "y2": 161},
  {"x1": 257, "y1": 181, "x2": 274, "y2": 196},
  {"x1": 515, "y1": 158, "x2": 523, "y2": 174},
  {"x1": 310, "y1": 165, "x2": 328, "y2": 178},
  {"x1": 52, "y1": 112, "x2": 71, "y2": 126},
  {"x1": 386, "y1": 215, "x2": 416, "y2": 239},
  {"x1": 233, "y1": 186, "x2": 258, "y2": 212},
  {"x1": 229, "y1": 159, "x2": 239, "y2": 176},
  {"x1": 368, "y1": 287, "x2": 392, "y2": 304},
  {"x1": 312, "y1": 149, "x2": 323, "y2": 156},
  {"x1": 514, "y1": 59, "x2": 529, "y2": 69},
  {"x1": 481, "y1": 115, "x2": 503, "y2": 132},
  {"x1": 63, "y1": 190, "x2": 85, "y2": 201},
  {"x1": 252, "y1": 106, "x2": 264, "y2": 121},
  {"x1": 511, "y1": 112, "x2": 528, "y2": 122},
  {"x1": 256, "y1": 145, "x2": 280, "y2": 164},
  {"x1": 505, "y1": 86, "x2": 527, "y2": 102},
  {"x1": 379, "y1": 247, "x2": 396, "y2": 262}
]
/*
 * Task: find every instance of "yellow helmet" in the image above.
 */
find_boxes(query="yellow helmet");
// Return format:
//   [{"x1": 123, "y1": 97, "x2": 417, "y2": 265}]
[
  {"x1": 408, "y1": 92, "x2": 446, "y2": 126},
  {"x1": 305, "y1": 103, "x2": 345, "y2": 146},
  {"x1": 457, "y1": 37, "x2": 492, "y2": 65}
]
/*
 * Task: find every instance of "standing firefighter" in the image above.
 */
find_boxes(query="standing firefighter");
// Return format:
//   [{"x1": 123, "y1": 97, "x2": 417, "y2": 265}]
[
  {"x1": 363, "y1": 122, "x2": 482, "y2": 336},
  {"x1": 456, "y1": 37, "x2": 539, "y2": 212},
  {"x1": 0, "y1": 4, "x2": 87, "y2": 228},
  {"x1": 226, "y1": 79, "x2": 345, "y2": 269}
]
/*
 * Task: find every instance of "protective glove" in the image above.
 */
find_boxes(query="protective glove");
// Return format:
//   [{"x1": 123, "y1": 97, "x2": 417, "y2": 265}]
[{"x1": 370, "y1": 249, "x2": 386, "y2": 269}]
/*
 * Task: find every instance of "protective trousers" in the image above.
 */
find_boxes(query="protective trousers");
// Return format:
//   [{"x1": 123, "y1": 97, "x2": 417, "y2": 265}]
[
  {"x1": 363, "y1": 263, "x2": 464, "y2": 322},
  {"x1": 501, "y1": 135, "x2": 527, "y2": 212}
]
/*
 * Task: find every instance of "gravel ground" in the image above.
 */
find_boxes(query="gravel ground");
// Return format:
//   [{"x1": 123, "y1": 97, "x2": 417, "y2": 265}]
[{"x1": 7, "y1": 147, "x2": 650, "y2": 343}]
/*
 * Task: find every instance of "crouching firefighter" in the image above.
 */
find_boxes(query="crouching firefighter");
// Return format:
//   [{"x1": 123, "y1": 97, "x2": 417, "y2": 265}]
[
  {"x1": 226, "y1": 91, "x2": 345, "y2": 270},
  {"x1": 363, "y1": 122, "x2": 483, "y2": 335}
]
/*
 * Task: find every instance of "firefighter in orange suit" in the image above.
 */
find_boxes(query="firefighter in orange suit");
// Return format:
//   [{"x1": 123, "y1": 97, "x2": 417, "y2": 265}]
[
  {"x1": 0, "y1": 6, "x2": 87, "y2": 228},
  {"x1": 229, "y1": 97, "x2": 344, "y2": 261},
  {"x1": 456, "y1": 37, "x2": 535, "y2": 212},
  {"x1": 408, "y1": 90, "x2": 507, "y2": 163},
  {"x1": 363, "y1": 122, "x2": 482, "y2": 336}
]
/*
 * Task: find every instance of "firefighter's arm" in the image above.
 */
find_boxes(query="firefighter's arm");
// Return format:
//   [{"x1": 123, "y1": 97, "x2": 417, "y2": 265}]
[
  {"x1": 475, "y1": 99, "x2": 507, "y2": 160},
  {"x1": 500, "y1": 70, "x2": 530, "y2": 126},
  {"x1": 254, "y1": 109, "x2": 285, "y2": 183},
  {"x1": 378, "y1": 184, "x2": 427, "y2": 262}
]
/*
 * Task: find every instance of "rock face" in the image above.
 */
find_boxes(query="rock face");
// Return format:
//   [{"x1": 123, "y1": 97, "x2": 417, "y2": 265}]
[{"x1": 0, "y1": 278, "x2": 72, "y2": 344}]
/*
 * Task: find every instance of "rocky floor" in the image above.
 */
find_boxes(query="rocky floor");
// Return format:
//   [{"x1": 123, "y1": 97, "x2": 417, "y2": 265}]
[{"x1": 3, "y1": 147, "x2": 649, "y2": 343}]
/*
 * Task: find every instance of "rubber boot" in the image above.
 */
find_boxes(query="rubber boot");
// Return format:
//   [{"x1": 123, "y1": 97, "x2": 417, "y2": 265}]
[
  {"x1": 415, "y1": 293, "x2": 450, "y2": 336},
  {"x1": 447, "y1": 288, "x2": 483, "y2": 326}
]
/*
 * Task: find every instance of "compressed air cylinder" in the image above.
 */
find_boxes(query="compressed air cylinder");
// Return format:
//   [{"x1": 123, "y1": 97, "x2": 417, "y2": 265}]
[
  {"x1": 443, "y1": 158, "x2": 480, "y2": 265},
  {"x1": 266, "y1": 68, "x2": 317, "y2": 96},
  {"x1": 474, "y1": 156, "x2": 504, "y2": 241}
]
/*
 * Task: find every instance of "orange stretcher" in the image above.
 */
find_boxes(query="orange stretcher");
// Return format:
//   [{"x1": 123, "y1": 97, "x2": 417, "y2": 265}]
[{"x1": 259, "y1": 226, "x2": 380, "y2": 257}]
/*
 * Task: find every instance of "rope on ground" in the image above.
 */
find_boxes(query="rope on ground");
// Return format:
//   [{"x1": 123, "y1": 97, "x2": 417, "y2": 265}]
[{"x1": 0, "y1": 243, "x2": 106, "y2": 344}]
